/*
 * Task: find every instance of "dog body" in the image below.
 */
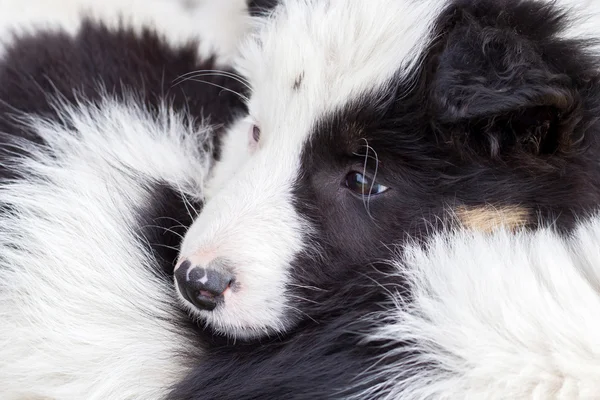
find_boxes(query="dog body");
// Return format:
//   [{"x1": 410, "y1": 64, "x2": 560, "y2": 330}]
[
  {"x1": 0, "y1": 0, "x2": 249, "y2": 398},
  {"x1": 1, "y1": 0, "x2": 600, "y2": 399}
]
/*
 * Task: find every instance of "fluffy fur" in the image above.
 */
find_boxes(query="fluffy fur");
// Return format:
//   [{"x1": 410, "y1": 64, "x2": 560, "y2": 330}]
[
  {"x1": 0, "y1": 98, "x2": 209, "y2": 399},
  {"x1": 1, "y1": 0, "x2": 600, "y2": 399},
  {"x1": 0, "y1": 0, "x2": 249, "y2": 398},
  {"x1": 0, "y1": 0, "x2": 249, "y2": 65},
  {"x1": 359, "y1": 216, "x2": 600, "y2": 399}
]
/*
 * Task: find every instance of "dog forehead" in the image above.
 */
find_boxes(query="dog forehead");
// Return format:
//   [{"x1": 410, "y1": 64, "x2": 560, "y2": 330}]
[{"x1": 237, "y1": 0, "x2": 446, "y2": 142}]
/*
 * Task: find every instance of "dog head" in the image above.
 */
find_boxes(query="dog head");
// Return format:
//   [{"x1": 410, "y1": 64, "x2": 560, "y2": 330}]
[{"x1": 176, "y1": 0, "x2": 600, "y2": 339}]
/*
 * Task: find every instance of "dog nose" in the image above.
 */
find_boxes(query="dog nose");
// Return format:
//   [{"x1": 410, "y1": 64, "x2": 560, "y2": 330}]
[{"x1": 175, "y1": 259, "x2": 234, "y2": 311}]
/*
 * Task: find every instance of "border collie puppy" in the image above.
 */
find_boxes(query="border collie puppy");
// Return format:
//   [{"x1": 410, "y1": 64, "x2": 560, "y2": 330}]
[
  {"x1": 176, "y1": 0, "x2": 600, "y2": 339},
  {"x1": 169, "y1": 0, "x2": 600, "y2": 397},
  {"x1": 1, "y1": 0, "x2": 600, "y2": 400}
]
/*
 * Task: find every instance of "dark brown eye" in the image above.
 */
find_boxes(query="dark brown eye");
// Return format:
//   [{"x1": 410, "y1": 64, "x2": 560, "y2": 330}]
[
  {"x1": 252, "y1": 125, "x2": 261, "y2": 142},
  {"x1": 345, "y1": 171, "x2": 388, "y2": 195}
]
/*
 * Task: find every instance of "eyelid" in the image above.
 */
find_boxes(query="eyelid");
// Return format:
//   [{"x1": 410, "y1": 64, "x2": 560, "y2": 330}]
[
  {"x1": 349, "y1": 161, "x2": 389, "y2": 187},
  {"x1": 350, "y1": 161, "x2": 377, "y2": 176}
]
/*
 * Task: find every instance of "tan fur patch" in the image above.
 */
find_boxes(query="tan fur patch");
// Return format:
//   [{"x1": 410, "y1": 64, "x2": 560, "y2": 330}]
[{"x1": 456, "y1": 205, "x2": 531, "y2": 233}]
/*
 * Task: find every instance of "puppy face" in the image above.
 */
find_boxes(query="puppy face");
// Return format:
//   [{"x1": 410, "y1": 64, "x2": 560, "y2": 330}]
[{"x1": 176, "y1": 0, "x2": 600, "y2": 339}]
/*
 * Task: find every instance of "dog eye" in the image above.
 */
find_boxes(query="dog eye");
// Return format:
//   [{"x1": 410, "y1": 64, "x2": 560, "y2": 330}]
[{"x1": 345, "y1": 172, "x2": 388, "y2": 195}]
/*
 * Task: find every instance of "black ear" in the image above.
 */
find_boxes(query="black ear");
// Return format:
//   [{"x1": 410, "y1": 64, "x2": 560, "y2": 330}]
[{"x1": 430, "y1": 3, "x2": 583, "y2": 158}]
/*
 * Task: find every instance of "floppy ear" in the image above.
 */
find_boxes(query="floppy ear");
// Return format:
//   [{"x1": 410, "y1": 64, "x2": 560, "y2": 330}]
[{"x1": 430, "y1": 8, "x2": 582, "y2": 158}]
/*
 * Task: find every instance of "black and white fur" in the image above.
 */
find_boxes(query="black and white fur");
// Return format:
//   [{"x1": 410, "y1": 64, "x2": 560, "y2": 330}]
[
  {"x1": 0, "y1": 0, "x2": 249, "y2": 398},
  {"x1": 1, "y1": 0, "x2": 600, "y2": 399}
]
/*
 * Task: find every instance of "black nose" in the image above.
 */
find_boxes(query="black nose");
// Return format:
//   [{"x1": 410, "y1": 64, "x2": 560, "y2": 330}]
[{"x1": 175, "y1": 260, "x2": 234, "y2": 311}]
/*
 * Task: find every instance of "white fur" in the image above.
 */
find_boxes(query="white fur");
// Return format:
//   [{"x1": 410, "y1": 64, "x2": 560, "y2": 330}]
[
  {"x1": 237, "y1": 0, "x2": 445, "y2": 117},
  {"x1": 559, "y1": 0, "x2": 600, "y2": 54},
  {"x1": 0, "y1": 0, "x2": 250, "y2": 64},
  {"x1": 178, "y1": 0, "x2": 447, "y2": 339},
  {"x1": 358, "y1": 217, "x2": 600, "y2": 399},
  {"x1": 0, "y1": 96, "x2": 210, "y2": 399}
]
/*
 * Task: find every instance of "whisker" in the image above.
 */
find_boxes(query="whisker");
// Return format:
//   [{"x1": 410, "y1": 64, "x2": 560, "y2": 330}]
[
  {"x1": 173, "y1": 182, "x2": 199, "y2": 220},
  {"x1": 352, "y1": 152, "x2": 378, "y2": 163},
  {"x1": 358, "y1": 138, "x2": 382, "y2": 228},
  {"x1": 357, "y1": 270, "x2": 398, "y2": 300},
  {"x1": 368, "y1": 158, "x2": 379, "y2": 210},
  {"x1": 150, "y1": 243, "x2": 181, "y2": 252},
  {"x1": 153, "y1": 223, "x2": 188, "y2": 231},
  {"x1": 287, "y1": 294, "x2": 321, "y2": 305},
  {"x1": 174, "y1": 71, "x2": 251, "y2": 91},
  {"x1": 181, "y1": 78, "x2": 250, "y2": 102},
  {"x1": 361, "y1": 140, "x2": 370, "y2": 217},
  {"x1": 183, "y1": 195, "x2": 199, "y2": 218},
  {"x1": 287, "y1": 283, "x2": 328, "y2": 292},
  {"x1": 188, "y1": 198, "x2": 200, "y2": 218},
  {"x1": 285, "y1": 304, "x2": 319, "y2": 324},
  {"x1": 152, "y1": 216, "x2": 187, "y2": 227},
  {"x1": 141, "y1": 224, "x2": 186, "y2": 240},
  {"x1": 173, "y1": 69, "x2": 250, "y2": 88},
  {"x1": 364, "y1": 140, "x2": 380, "y2": 214},
  {"x1": 150, "y1": 218, "x2": 189, "y2": 232}
]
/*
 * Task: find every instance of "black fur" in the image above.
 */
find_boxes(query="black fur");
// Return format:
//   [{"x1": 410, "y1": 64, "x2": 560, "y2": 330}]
[
  {"x1": 167, "y1": 262, "x2": 409, "y2": 400},
  {"x1": 0, "y1": 20, "x2": 247, "y2": 179},
  {"x1": 0, "y1": 18, "x2": 247, "y2": 265},
  {"x1": 284, "y1": 0, "x2": 600, "y2": 346},
  {"x1": 172, "y1": 1, "x2": 600, "y2": 399},
  {"x1": 290, "y1": 0, "x2": 600, "y2": 279}
]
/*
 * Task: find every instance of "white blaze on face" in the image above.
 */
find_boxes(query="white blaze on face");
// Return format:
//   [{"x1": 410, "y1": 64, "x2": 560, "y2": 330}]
[
  {"x1": 178, "y1": 120, "x2": 311, "y2": 338},
  {"x1": 177, "y1": 0, "x2": 445, "y2": 339}
]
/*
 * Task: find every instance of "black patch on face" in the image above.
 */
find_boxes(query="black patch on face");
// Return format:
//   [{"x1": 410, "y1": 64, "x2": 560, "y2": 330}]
[
  {"x1": 0, "y1": 19, "x2": 248, "y2": 180},
  {"x1": 288, "y1": 0, "x2": 600, "y2": 322}
]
